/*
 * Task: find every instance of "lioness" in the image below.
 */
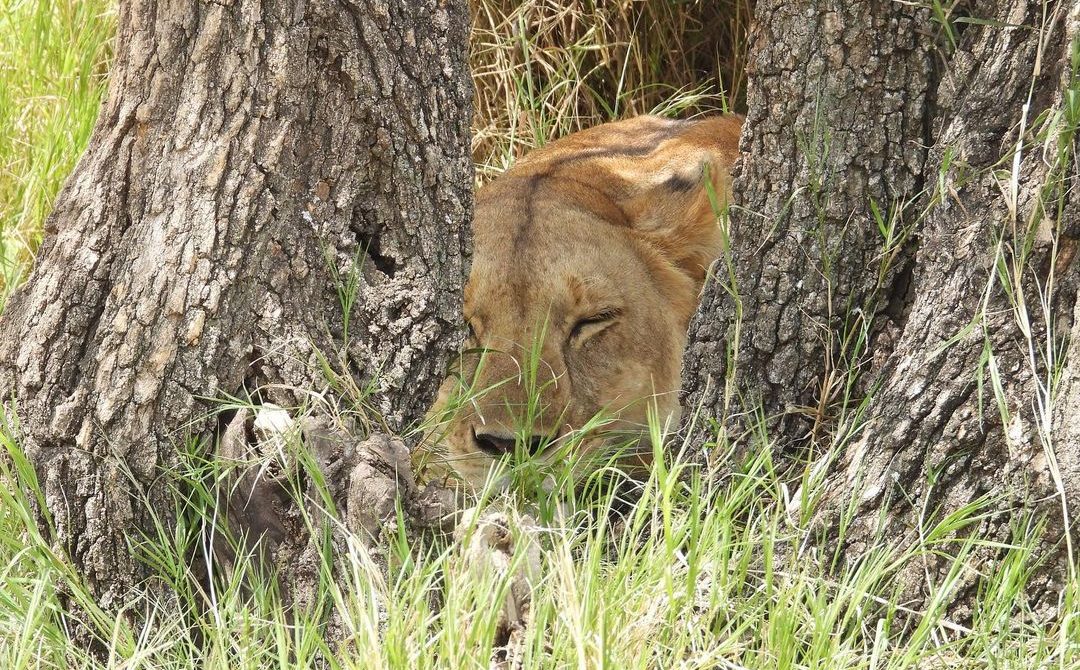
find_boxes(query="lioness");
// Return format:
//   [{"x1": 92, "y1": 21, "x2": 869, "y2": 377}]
[{"x1": 424, "y1": 115, "x2": 742, "y2": 487}]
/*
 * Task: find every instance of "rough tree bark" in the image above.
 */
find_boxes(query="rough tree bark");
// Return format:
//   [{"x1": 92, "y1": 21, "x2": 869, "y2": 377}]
[
  {"x1": 684, "y1": 0, "x2": 1079, "y2": 605},
  {"x1": 684, "y1": 0, "x2": 932, "y2": 438},
  {"x1": 0, "y1": 0, "x2": 472, "y2": 610}
]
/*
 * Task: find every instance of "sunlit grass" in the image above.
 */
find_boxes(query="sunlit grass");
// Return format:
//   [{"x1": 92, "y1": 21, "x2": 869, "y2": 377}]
[
  {"x1": 0, "y1": 0, "x2": 115, "y2": 308},
  {"x1": 2, "y1": 399, "x2": 1078, "y2": 668}
]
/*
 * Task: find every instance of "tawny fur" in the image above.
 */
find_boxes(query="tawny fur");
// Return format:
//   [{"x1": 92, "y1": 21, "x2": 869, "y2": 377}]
[{"x1": 422, "y1": 115, "x2": 742, "y2": 487}]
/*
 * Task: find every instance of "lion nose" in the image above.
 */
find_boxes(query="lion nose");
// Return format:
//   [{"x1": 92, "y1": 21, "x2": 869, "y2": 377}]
[
  {"x1": 472, "y1": 428, "x2": 548, "y2": 457},
  {"x1": 472, "y1": 428, "x2": 515, "y2": 456}
]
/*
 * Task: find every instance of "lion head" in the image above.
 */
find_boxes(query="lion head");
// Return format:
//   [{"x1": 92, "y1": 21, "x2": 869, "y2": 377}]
[{"x1": 422, "y1": 115, "x2": 742, "y2": 487}]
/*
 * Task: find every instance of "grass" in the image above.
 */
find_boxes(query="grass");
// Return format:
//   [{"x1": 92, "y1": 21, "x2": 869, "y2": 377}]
[
  {"x1": 470, "y1": 0, "x2": 750, "y2": 180},
  {"x1": 2, "y1": 396, "x2": 1079, "y2": 668},
  {"x1": 0, "y1": 0, "x2": 114, "y2": 308},
  {"x1": 3, "y1": 0, "x2": 1080, "y2": 668}
]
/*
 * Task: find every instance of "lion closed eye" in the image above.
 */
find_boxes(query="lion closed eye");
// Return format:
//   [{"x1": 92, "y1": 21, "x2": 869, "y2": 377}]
[{"x1": 422, "y1": 114, "x2": 743, "y2": 488}]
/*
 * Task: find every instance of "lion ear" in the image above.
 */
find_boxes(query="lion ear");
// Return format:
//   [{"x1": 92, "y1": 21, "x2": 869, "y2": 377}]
[{"x1": 604, "y1": 116, "x2": 741, "y2": 291}]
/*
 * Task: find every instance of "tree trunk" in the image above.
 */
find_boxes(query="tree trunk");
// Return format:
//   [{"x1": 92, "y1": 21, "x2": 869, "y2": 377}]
[
  {"x1": 683, "y1": 0, "x2": 933, "y2": 445},
  {"x1": 684, "y1": 0, "x2": 1079, "y2": 604},
  {"x1": 0, "y1": 0, "x2": 472, "y2": 610}
]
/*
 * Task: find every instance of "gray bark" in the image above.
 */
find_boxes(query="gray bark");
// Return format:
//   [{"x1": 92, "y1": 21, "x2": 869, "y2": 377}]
[
  {"x1": 824, "y1": 1, "x2": 1080, "y2": 607},
  {"x1": 684, "y1": 0, "x2": 1080, "y2": 605},
  {"x1": 683, "y1": 0, "x2": 933, "y2": 443},
  {"x1": 0, "y1": 0, "x2": 472, "y2": 610}
]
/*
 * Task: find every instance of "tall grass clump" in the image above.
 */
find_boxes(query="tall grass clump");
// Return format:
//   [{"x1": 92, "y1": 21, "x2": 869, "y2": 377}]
[
  {"x1": 470, "y1": 0, "x2": 752, "y2": 180},
  {"x1": 2, "y1": 398, "x2": 1079, "y2": 668},
  {"x1": 0, "y1": 0, "x2": 115, "y2": 308}
]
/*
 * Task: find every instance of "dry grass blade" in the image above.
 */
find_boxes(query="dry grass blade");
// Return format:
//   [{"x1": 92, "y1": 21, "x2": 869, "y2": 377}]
[{"x1": 469, "y1": 0, "x2": 752, "y2": 181}]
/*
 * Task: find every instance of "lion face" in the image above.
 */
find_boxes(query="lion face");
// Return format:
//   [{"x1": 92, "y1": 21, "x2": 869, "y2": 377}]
[{"x1": 423, "y1": 115, "x2": 742, "y2": 487}]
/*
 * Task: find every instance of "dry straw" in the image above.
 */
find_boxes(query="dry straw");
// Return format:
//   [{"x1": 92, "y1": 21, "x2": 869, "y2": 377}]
[{"x1": 470, "y1": 0, "x2": 752, "y2": 181}]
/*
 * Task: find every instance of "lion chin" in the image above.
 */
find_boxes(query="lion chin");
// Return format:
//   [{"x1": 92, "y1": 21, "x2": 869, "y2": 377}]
[{"x1": 419, "y1": 114, "x2": 743, "y2": 490}]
